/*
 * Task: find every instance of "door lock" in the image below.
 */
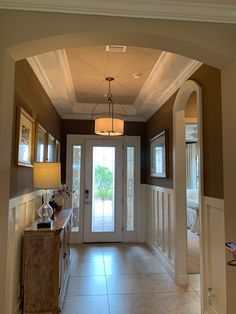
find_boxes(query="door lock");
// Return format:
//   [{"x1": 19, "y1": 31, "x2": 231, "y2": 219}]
[{"x1": 84, "y1": 189, "x2": 90, "y2": 203}]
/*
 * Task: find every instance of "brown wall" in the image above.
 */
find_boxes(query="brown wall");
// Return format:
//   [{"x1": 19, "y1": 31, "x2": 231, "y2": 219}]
[
  {"x1": 146, "y1": 64, "x2": 224, "y2": 199},
  {"x1": 12, "y1": 61, "x2": 223, "y2": 199},
  {"x1": 61, "y1": 120, "x2": 146, "y2": 183},
  {"x1": 185, "y1": 92, "x2": 197, "y2": 118},
  {"x1": 146, "y1": 94, "x2": 175, "y2": 188},
  {"x1": 192, "y1": 65, "x2": 223, "y2": 198},
  {"x1": 11, "y1": 59, "x2": 61, "y2": 198}
]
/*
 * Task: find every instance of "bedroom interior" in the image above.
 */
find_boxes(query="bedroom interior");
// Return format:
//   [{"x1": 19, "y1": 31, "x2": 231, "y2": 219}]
[{"x1": 185, "y1": 93, "x2": 200, "y2": 292}]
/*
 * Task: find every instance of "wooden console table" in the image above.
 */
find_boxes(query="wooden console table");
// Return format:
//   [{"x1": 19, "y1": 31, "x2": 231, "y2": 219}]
[{"x1": 23, "y1": 208, "x2": 72, "y2": 314}]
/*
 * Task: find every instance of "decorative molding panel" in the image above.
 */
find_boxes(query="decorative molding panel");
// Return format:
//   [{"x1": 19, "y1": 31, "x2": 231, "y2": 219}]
[
  {"x1": 145, "y1": 184, "x2": 226, "y2": 314},
  {"x1": 0, "y1": 0, "x2": 236, "y2": 24},
  {"x1": 134, "y1": 52, "x2": 202, "y2": 120},
  {"x1": 203, "y1": 196, "x2": 226, "y2": 314},
  {"x1": 145, "y1": 184, "x2": 175, "y2": 279},
  {"x1": 6, "y1": 190, "x2": 43, "y2": 314},
  {"x1": 27, "y1": 50, "x2": 77, "y2": 118}
]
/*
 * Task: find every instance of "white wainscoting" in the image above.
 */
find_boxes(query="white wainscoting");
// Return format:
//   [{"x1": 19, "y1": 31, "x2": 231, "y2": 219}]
[
  {"x1": 145, "y1": 185, "x2": 226, "y2": 314},
  {"x1": 145, "y1": 184, "x2": 175, "y2": 279},
  {"x1": 203, "y1": 196, "x2": 226, "y2": 314},
  {"x1": 5, "y1": 190, "x2": 43, "y2": 314}
]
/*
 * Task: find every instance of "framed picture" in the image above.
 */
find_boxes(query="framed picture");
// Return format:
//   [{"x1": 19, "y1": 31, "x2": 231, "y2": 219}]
[
  {"x1": 150, "y1": 130, "x2": 167, "y2": 178},
  {"x1": 47, "y1": 133, "x2": 55, "y2": 162},
  {"x1": 55, "y1": 140, "x2": 61, "y2": 162},
  {"x1": 17, "y1": 107, "x2": 35, "y2": 167},
  {"x1": 35, "y1": 123, "x2": 47, "y2": 162}
]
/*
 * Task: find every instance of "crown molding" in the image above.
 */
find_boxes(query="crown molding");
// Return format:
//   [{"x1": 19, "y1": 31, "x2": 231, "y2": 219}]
[
  {"x1": 27, "y1": 49, "x2": 76, "y2": 118},
  {"x1": 133, "y1": 51, "x2": 202, "y2": 121},
  {"x1": 0, "y1": 0, "x2": 236, "y2": 24},
  {"x1": 28, "y1": 49, "x2": 201, "y2": 121},
  {"x1": 134, "y1": 51, "x2": 170, "y2": 111},
  {"x1": 62, "y1": 113, "x2": 146, "y2": 122},
  {"x1": 144, "y1": 60, "x2": 202, "y2": 120}
]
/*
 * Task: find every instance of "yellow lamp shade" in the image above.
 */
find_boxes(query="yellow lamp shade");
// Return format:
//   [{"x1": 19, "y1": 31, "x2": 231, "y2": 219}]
[
  {"x1": 95, "y1": 117, "x2": 124, "y2": 136},
  {"x1": 33, "y1": 162, "x2": 61, "y2": 189}
]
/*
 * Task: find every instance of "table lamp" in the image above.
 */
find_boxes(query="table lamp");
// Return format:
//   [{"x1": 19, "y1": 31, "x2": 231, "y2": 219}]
[{"x1": 33, "y1": 162, "x2": 61, "y2": 228}]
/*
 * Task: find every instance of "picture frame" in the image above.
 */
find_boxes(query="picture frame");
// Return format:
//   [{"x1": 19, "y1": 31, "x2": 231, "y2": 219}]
[
  {"x1": 55, "y1": 140, "x2": 61, "y2": 162},
  {"x1": 17, "y1": 107, "x2": 35, "y2": 167},
  {"x1": 47, "y1": 133, "x2": 55, "y2": 162},
  {"x1": 35, "y1": 123, "x2": 47, "y2": 162},
  {"x1": 150, "y1": 130, "x2": 168, "y2": 178}
]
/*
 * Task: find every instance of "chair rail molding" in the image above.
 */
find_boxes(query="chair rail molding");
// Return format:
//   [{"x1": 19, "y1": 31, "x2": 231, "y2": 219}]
[{"x1": 0, "y1": 0, "x2": 236, "y2": 24}]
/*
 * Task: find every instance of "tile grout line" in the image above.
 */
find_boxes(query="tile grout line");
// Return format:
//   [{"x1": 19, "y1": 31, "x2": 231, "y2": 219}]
[
  {"x1": 103, "y1": 248, "x2": 112, "y2": 314},
  {"x1": 63, "y1": 244, "x2": 201, "y2": 313}
]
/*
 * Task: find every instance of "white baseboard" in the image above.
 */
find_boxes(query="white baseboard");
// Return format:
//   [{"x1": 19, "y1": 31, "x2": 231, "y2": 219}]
[
  {"x1": 176, "y1": 274, "x2": 188, "y2": 285},
  {"x1": 147, "y1": 241, "x2": 175, "y2": 281}
]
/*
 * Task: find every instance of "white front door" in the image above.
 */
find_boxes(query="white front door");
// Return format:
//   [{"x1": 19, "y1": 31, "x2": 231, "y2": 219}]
[
  {"x1": 83, "y1": 139, "x2": 123, "y2": 242},
  {"x1": 66, "y1": 135, "x2": 141, "y2": 244}
]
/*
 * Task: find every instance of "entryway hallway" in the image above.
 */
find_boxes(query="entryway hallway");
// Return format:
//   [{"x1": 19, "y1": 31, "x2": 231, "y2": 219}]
[{"x1": 63, "y1": 244, "x2": 200, "y2": 314}]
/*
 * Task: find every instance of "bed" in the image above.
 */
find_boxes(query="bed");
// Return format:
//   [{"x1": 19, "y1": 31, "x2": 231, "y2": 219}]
[{"x1": 187, "y1": 189, "x2": 200, "y2": 234}]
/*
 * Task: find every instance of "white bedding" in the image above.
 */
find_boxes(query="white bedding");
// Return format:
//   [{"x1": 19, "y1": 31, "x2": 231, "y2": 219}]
[{"x1": 187, "y1": 189, "x2": 200, "y2": 234}]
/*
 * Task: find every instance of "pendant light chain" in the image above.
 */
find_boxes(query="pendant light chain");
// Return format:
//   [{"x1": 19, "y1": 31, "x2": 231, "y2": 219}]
[{"x1": 106, "y1": 77, "x2": 114, "y2": 133}]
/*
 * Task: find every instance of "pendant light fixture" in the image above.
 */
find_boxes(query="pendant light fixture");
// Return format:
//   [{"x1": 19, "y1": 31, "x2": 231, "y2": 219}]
[{"x1": 92, "y1": 77, "x2": 125, "y2": 136}]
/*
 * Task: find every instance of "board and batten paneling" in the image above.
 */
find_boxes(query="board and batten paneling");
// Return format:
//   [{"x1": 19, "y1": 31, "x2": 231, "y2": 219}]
[
  {"x1": 145, "y1": 185, "x2": 226, "y2": 314},
  {"x1": 5, "y1": 190, "x2": 43, "y2": 314},
  {"x1": 145, "y1": 184, "x2": 175, "y2": 278},
  {"x1": 203, "y1": 196, "x2": 226, "y2": 314}
]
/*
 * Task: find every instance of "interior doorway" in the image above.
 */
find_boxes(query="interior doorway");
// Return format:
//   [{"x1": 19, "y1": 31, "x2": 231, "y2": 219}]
[
  {"x1": 185, "y1": 93, "x2": 200, "y2": 276},
  {"x1": 173, "y1": 80, "x2": 204, "y2": 311},
  {"x1": 66, "y1": 135, "x2": 141, "y2": 244}
]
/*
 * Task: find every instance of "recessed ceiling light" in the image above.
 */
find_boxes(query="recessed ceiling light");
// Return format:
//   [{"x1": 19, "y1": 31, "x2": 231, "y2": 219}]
[
  {"x1": 106, "y1": 45, "x2": 126, "y2": 53},
  {"x1": 132, "y1": 73, "x2": 143, "y2": 79}
]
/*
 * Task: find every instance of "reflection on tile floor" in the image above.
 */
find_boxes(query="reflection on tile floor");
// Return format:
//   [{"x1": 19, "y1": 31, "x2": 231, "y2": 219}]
[{"x1": 63, "y1": 244, "x2": 201, "y2": 314}]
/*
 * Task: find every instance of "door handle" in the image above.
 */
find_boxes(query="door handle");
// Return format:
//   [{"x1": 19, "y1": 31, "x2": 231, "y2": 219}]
[
  {"x1": 84, "y1": 189, "x2": 91, "y2": 204},
  {"x1": 84, "y1": 189, "x2": 89, "y2": 199}
]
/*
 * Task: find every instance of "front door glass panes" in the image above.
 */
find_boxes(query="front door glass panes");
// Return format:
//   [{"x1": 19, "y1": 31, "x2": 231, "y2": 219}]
[
  {"x1": 72, "y1": 145, "x2": 81, "y2": 231},
  {"x1": 127, "y1": 147, "x2": 135, "y2": 231},
  {"x1": 92, "y1": 147, "x2": 115, "y2": 232}
]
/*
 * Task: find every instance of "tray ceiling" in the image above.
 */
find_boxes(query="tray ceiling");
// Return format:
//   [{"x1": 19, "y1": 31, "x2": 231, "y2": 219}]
[{"x1": 27, "y1": 46, "x2": 202, "y2": 121}]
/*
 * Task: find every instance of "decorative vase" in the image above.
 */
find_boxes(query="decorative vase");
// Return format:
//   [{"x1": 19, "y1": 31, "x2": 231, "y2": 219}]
[
  {"x1": 53, "y1": 195, "x2": 64, "y2": 211},
  {"x1": 56, "y1": 205, "x2": 63, "y2": 211}
]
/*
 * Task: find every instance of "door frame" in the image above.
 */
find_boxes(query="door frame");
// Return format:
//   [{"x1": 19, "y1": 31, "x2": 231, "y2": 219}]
[
  {"x1": 173, "y1": 80, "x2": 204, "y2": 311},
  {"x1": 66, "y1": 134, "x2": 141, "y2": 244}
]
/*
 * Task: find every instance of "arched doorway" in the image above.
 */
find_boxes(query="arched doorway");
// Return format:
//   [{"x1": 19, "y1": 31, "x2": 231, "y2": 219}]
[
  {"x1": 0, "y1": 14, "x2": 230, "y2": 312},
  {"x1": 173, "y1": 80, "x2": 203, "y2": 309}
]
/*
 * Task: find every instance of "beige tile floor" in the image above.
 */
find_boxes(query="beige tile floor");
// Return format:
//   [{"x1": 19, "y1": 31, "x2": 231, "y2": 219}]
[{"x1": 62, "y1": 244, "x2": 201, "y2": 314}]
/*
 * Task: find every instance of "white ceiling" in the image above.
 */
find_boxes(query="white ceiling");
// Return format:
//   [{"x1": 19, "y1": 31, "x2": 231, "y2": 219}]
[
  {"x1": 27, "y1": 46, "x2": 202, "y2": 121},
  {"x1": 1, "y1": 0, "x2": 236, "y2": 24}
]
